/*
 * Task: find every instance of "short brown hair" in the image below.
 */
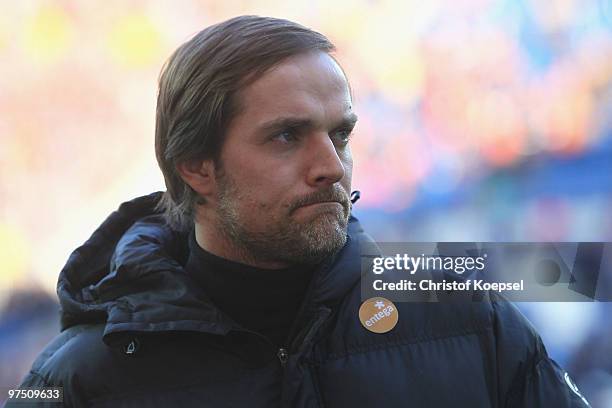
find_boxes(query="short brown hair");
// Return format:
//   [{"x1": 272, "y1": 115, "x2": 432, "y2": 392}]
[{"x1": 154, "y1": 15, "x2": 335, "y2": 230}]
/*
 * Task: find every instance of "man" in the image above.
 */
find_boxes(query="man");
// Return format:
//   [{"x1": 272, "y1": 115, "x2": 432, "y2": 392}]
[{"x1": 8, "y1": 15, "x2": 589, "y2": 407}]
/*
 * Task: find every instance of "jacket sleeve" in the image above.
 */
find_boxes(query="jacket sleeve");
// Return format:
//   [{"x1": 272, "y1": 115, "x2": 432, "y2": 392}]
[
  {"x1": 504, "y1": 357, "x2": 591, "y2": 407},
  {"x1": 2, "y1": 327, "x2": 94, "y2": 408},
  {"x1": 491, "y1": 296, "x2": 591, "y2": 407}
]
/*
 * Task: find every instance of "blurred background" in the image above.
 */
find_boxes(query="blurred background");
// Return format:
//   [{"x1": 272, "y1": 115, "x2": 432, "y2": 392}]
[{"x1": 1, "y1": 0, "x2": 611, "y2": 406}]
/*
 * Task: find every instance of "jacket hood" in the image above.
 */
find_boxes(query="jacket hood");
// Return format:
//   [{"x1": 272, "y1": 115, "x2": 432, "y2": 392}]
[{"x1": 57, "y1": 192, "x2": 371, "y2": 346}]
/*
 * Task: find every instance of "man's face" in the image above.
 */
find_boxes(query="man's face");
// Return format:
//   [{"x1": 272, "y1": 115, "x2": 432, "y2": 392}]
[{"x1": 212, "y1": 51, "x2": 356, "y2": 267}]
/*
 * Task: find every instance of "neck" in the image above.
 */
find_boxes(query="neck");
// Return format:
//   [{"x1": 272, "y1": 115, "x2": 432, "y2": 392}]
[{"x1": 193, "y1": 222, "x2": 291, "y2": 270}]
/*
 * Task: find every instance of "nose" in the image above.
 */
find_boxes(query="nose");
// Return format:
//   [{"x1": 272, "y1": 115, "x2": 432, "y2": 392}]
[{"x1": 305, "y1": 132, "x2": 346, "y2": 187}]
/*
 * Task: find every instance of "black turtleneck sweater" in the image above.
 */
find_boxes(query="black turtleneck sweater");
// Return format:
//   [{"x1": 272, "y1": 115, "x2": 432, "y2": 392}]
[{"x1": 185, "y1": 230, "x2": 316, "y2": 347}]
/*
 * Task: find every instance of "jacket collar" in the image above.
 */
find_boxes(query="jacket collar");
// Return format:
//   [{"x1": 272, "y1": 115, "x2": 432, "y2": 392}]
[{"x1": 57, "y1": 192, "x2": 370, "y2": 346}]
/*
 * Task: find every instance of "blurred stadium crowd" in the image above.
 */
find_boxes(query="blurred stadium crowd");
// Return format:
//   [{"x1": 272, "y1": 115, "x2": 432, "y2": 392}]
[{"x1": 1, "y1": 0, "x2": 611, "y2": 406}]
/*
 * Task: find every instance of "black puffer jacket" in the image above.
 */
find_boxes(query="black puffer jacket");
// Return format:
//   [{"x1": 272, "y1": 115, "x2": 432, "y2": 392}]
[{"x1": 7, "y1": 193, "x2": 590, "y2": 407}]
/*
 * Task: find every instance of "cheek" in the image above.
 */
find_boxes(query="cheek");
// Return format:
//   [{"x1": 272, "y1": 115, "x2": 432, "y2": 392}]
[
  {"x1": 341, "y1": 149, "x2": 353, "y2": 189},
  {"x1": 231, "y1": 165, "x2": 294, "y2": 211}
]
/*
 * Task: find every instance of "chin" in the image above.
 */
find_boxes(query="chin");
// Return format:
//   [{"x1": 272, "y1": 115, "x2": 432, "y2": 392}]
[
  {"x1": 301, "y1": 219, "x2": 347, "y2": 255},
  {"x1": 306, "y1": 213, "x2": 346, "y2": 236}
]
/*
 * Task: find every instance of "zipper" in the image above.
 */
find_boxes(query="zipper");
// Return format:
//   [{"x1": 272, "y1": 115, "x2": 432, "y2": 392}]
[
  {"x1": 289, "y1": 306, "x2": 331, "y2": 354},
  {"x1": 225, "y1": 248, "x2": 343, "y2": 369},
  {"x1": 279, "y1": 304, "x2": 332, "y2": 407},
  {"x1": 277, "y1": 347, "x2": 289, "y2": 367},
  {"x1": 278, "y1": 306, "x2": 331, "y2": 369},
  {"x1": 284, "y1": 254, "x2": 335, "y2": 352},
  {"x1": 230, "y1": 324, "x2": 295, "y2": 369}
]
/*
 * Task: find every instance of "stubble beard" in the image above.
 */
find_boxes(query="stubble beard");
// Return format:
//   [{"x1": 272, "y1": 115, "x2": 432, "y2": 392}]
[{"x1": 215, "y1": 174, "x2": 350, "y2": 266}]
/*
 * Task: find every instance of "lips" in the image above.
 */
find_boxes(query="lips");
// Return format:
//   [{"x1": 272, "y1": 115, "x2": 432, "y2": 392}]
[
  {"x1": 301, "y1": 200, "x2": 342, "y2": 207},
  {"x1": 289, "y1": 188, "x2": 350, "y2": 215},
  {"x1": 295, "y1": 200, "x2": 347, "y2": 215}
]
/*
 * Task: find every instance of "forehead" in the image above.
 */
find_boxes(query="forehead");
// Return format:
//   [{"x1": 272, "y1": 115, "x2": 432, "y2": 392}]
[{"x1": 232, "y1": 51, "x2": 353, "y2": 127}]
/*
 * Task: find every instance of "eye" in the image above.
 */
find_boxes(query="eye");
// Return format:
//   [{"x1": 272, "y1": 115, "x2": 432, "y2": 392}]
[
  {"x1": 331, "y1": 128, "x2": 353, "y2": 146},
  {"x1": 273, "y1": 128, "x2": 300, "y2": 144}
]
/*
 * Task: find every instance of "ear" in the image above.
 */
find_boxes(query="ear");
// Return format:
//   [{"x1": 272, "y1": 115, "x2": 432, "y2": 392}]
[{"x1": 176, "y1": 159, "x2": 217, "y2": 200}]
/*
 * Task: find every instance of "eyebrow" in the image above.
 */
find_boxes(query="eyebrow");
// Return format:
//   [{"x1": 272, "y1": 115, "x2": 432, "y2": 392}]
[{"x1": 257, "y1": 112, "x2": 359, "y2": 135}]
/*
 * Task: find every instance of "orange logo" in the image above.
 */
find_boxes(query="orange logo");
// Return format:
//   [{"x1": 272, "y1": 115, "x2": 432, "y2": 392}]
[{"x1": 359, "y1": 297, "x2": 399, "y2": 334}]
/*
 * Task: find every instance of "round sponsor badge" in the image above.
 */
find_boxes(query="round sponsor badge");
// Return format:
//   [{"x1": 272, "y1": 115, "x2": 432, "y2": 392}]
[{"x1": 359, "y1": 297, "x2": 398, "y2": 334}]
